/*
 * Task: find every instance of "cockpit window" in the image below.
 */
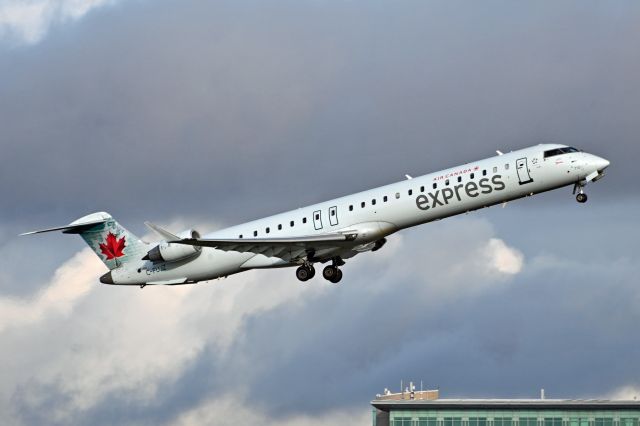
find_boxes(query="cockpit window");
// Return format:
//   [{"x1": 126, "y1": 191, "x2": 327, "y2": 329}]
[{"x1": 544, "y1": 147, "x2": 580, "y2": 158}]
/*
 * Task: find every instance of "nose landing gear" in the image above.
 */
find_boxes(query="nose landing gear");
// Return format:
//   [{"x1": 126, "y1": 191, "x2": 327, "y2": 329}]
[{"x1": 573, "y1": 182, "x2": 588, "y2": 203}]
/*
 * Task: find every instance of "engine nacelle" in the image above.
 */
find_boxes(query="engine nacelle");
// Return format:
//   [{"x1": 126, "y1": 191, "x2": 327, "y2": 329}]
[{"x1": 146, "y1": 229, "x2": 201, "y2": 263}]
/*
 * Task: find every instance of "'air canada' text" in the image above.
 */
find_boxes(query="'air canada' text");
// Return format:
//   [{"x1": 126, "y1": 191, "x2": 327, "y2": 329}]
[{"x1": 415, "y1": 175, "x2": 506, "y2": 211}]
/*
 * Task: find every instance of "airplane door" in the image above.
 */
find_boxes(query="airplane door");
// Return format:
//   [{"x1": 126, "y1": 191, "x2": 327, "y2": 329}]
[
  {"x1": 516, "y1": 158, "x2": 534, "y2": 185},
  {"x1": 313, "y1": 210, "x2": 323, "y2": 230},
  {"x1": 328, "y1": 206, "x2": 338, "y2": 226}
]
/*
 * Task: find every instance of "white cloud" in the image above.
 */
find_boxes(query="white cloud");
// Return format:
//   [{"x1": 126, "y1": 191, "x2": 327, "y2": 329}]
[
  {"x1": 0, "y1": 222, "x2": 329, "y2": 424},
  {"x1": 483, "y1": 237, "x2": 524, "y2": 275},
  {"x1": 0, "y1": 0, "x2": 116, "y2": 45},
  {"x1": 0, "y1": 248, "x2": 102, "y2": 333},
  {"x1": 173, "y1": 394, "x2": 370, "y2": 426},
  {"x1": 607, "y1": 385, "x2": 640, "y2": 400}
]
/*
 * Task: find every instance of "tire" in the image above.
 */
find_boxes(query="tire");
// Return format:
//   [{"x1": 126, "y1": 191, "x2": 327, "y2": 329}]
[
  {"x1": 322, "y1": 265, "x2": 337, "y2": 281},
  {"x1": 331, "y1": 269, "x2": 343, "y2": 284},
  {"x1": 296, "y1": 266, "x2": 310, "y2": 282},
  {"x1": 576, "y1": 193, "x2": 588, "y2": 203}
]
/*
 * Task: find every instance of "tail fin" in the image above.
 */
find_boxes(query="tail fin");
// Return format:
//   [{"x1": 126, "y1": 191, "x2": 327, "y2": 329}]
[{"x1": 21, "y1": 212, "x2": 148, "y2": 270}]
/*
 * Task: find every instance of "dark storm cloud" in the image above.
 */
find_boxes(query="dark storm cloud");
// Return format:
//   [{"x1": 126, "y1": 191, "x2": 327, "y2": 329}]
[{"x1": 1, "y1": 0, "x2": 639, "y2": 232}]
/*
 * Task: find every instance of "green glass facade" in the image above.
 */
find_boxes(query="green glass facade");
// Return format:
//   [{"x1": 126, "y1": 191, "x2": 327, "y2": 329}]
[{"x1": 374, "y1": 409, "x2": 640, "y2": 426}]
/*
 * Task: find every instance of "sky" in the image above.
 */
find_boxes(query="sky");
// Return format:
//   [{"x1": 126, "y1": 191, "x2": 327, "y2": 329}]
[{"x1": 1, "y1": 1, "x2": 640, "y2": 425}]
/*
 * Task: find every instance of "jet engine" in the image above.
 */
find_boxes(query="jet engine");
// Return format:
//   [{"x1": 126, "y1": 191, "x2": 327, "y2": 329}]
[{"x1": 145, "y1": 230, "x2": 201, "y2": 263}]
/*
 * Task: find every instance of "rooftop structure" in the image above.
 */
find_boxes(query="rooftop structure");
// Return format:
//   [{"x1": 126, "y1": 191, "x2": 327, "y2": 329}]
[{"x1": 371, "y1": 387, "x2": 640, "y2": 426}]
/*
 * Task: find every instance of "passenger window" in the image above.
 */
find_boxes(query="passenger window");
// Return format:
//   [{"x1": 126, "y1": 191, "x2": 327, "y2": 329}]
[
  {"x1": 278, "y1": 224, "x2": 282, "y2": 230},
  {"x1": 303, "y1": 217, "x2": 307, "y2": 224},
  {"x1": 470, "y1": 173, "x2": 474, "y2": 179},
  {"x1": 505, "y1": 163, "x2": 509, "y2": 170},
  {"x1": 315, "y1": 213, "x2": 319, "y2": 220},
  {"x1": 445, "y1": 179, "x2": 450, "y2": 186},
  {"x1": 331, "y1": 210, "x2": 335, "y2": 216},
  {"x1": 408, "y1": 189, "x2": 413, "y2": 196},
  {"x1": 349, "y1": 205, "x2": 353, "y2": 211},
  {"x1": 493, "y1": 166, "x2": 498, "y2": 173},
  {"x1": 361, "y1": 201, "x2": 365, "y2": 208},
  {"x1": 253, "y1": 230, "x2": 258, "y2": 237},
  {"x1": 372, "y1": 199, "x2": 376, "y2": 205},
  {"x1": 457, "y1": 176, "x2": 462, "y2": 183},
  {"x1": 433, "y1": 183, "x2": 437, "y2": 189},
  {"x1": 395, "y1": 192, "x2": 400, "y2": 199},
  {"x1": 239, "y1": 234, "x2": 243, "y2": 239},
  {"x1": 482, "y1": 169, "x2": 487, "y2": 176},
  {"x1": 383, "y1": 195, "x2": 388, "y2": 202},
  {"x1": 290, "y1": 221, "x2": 294, "y2": 227},
  {"x1": 266, "y1": 227, "x2": 270, "y2": 234}
]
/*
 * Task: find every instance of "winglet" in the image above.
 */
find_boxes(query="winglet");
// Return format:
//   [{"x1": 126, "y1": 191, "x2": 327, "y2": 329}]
[{"x1": 144, "y1": 221, "x2": 180, "y2": 241}]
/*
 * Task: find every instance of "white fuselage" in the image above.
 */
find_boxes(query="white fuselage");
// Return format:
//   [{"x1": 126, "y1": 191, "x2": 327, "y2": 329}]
[{"x1": 110, "y1": 144, "x2": 609, "y2": 285}]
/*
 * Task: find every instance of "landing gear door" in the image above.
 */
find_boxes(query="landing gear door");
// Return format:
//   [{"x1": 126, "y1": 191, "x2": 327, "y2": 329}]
[
  {"x1": 516, "y1": 157, "x2": 534, "y2": 185},
  {"x1": 313, "y1": 210, "x2": 323, "y2": 230},
  {"x1": 328, "y1": 206, "x2": 338, "y2": 226}
]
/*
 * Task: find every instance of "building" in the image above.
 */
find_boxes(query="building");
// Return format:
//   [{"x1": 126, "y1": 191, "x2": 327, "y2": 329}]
[{"x1": 371, "y1": 388, "x2": 640, "y2": 426}]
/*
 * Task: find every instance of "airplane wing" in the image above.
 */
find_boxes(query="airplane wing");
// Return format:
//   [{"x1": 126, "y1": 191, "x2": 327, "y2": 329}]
[{"x1": 171, "y1": 233, "x2": 357, "y2": 260}]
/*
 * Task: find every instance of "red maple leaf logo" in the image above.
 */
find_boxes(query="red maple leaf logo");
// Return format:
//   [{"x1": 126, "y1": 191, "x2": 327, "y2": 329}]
[{"x1": 99, "y1": 232, "x2": 126, "y2": 260}]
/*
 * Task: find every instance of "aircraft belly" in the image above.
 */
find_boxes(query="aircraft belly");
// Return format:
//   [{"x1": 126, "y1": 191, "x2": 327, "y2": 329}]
[
  {"x1": 111, "y1": 247, "x2": 252, "y2": 284},
  {"x1": 240, "y1": 254, "x2": 289, "y2": 269}
]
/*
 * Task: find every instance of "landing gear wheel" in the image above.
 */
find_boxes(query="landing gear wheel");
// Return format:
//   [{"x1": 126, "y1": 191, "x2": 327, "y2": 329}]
[
  {"x1": 323, "y1": 265, "x2": 342, "y2": 283},
  {"x1": 296, "y1": 265, "x2": 313, "y2": 282},
  {"x1": 576, "y1": 193, "x2": 588, "y2": 203},
  {"x1": 330, "y1": 269, "x2": 343, "y2": 284},
  {"x1": 323, "y1": 265, "x2": 338, "y2": 281}
]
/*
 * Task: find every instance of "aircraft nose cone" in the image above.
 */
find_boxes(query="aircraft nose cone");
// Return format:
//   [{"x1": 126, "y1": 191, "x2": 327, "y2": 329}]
[
  {"x1": 100, "y1": 271, "x2": 114, "y2": 284},
  {"x1": 595, "y1": 156, "x2": 610, "y2": 171}
]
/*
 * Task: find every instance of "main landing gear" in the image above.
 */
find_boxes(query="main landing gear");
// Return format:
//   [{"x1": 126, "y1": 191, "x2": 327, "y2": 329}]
[
  {"x1": 296, "y1": 263, "x2": 315, "y2": 282},
  {"x1": 295, "y1": 258, "x2": 344, "y2": 283},
  {"x1": 322, "y1": 265, "x2": 343, "y2": 284},
  {"x1": 573, "y1": 182, "x2": 588, "y2": 203}
]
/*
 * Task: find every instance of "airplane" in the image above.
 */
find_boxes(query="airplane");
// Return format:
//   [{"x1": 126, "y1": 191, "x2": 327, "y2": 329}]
[{"x1": 22, "y1": 144, "x2": 609, "y2": 287}]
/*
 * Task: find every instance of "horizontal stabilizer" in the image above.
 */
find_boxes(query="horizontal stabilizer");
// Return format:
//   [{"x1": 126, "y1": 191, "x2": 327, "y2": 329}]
[{"x1": 20, "y1": 212, "x2": 112, "y2": 236}]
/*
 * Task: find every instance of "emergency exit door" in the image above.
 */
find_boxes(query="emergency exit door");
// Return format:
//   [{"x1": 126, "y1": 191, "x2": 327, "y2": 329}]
[
  {"x1": 516, "y1": 158, "x2": 534, "y2": 185},
  {"x1": 313, "y1": 210, "x2": 323, "y2": 230},
  {"x1": 328, "y1": 206, "x2": 338, "y2": 226}
]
